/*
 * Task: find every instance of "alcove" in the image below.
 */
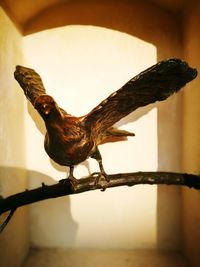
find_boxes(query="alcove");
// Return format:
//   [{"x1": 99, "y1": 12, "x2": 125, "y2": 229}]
[{"x1": 0, "y1": 1, "x2": 199, "y2": 267}]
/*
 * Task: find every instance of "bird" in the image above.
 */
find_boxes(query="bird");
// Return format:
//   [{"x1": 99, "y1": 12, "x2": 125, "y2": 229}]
[{"x1": 14, "y1": 59, "x2": 197, "y2": 187}]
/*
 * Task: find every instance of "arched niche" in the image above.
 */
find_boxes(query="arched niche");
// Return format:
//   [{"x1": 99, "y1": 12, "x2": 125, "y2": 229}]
[{"x1": 23, "y1": 0, "x2": 183, "y2": 248}]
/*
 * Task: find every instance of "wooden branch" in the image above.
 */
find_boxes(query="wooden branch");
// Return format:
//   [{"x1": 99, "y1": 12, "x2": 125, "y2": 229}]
[{"x1": 0, "y1": 172, "x2": 200, "y2": 215}]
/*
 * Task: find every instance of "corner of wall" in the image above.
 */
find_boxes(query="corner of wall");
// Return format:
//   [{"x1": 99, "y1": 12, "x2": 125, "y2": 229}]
[
  {"x1": 0, "y1": 7, "x2": 29, "y2": 267},
  {"x1": 182, "y1": 2, "x2": 200, "y2": 267}
]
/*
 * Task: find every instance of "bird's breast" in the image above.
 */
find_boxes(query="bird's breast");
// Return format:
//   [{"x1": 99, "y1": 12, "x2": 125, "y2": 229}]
[{"x1": 44, "y1": 128, "x2": 94, "y2": 167}]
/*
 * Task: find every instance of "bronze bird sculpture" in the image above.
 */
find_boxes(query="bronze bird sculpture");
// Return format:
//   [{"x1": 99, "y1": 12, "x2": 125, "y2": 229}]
[{"x1": 14, "y1": 59, "x2": 197, "y2": 186}]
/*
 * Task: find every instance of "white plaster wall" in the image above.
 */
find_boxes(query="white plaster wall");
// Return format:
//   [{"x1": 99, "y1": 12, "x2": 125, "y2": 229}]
[
  {"x1": 0, "y1": 7, "x2": 29, "y2": 267},
  {"x1": 24, "y1": 25, "x2": 158, "y2": 249}
]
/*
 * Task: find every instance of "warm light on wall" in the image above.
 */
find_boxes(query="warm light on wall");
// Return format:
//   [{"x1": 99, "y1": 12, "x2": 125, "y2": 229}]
[{"x1": 24, "y1": 25, "x2": 158, "y2": 248}]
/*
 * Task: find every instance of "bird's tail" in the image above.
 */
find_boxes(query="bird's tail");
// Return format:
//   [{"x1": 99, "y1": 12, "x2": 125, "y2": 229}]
[{"x1": 99, "y1": 127, "x2": 135, "y2": 144}]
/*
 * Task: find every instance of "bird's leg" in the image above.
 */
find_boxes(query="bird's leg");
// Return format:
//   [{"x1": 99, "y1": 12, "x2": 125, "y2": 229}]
[
  {"x1": 68, "y1": 166, "x2": 79, "y2": 187},
  {"x1": 59, "y1": 166, "x2": 78, "y2": 188},
  {"x1": 91, "y1": 147, "x2": 110, "y2": 188},
  {"x1": 68, "y1": 166, "x2": 75, "y2": 179}
]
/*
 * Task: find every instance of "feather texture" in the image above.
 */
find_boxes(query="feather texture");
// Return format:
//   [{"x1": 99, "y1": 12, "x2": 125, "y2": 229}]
[
  {"x1": 84, "y1": 59, "x2": 197, "y2": 136},
  {"x1": 14, "y1": 65, "x2": 46, "y2": 105}
]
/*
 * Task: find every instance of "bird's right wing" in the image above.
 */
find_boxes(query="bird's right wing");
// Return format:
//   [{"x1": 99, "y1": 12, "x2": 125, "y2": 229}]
[
  {"x1": 14, "y1": 65, "x2": 46, "y2": 106},
  {"x1": 83, "y1": 59, "x2": 197, "y2": 137}
]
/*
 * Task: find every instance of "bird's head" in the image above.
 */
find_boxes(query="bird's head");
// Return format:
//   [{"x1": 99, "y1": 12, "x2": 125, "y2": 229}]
[{"x1": 34, "y1": 95, "x2": 59, "y2": 119}]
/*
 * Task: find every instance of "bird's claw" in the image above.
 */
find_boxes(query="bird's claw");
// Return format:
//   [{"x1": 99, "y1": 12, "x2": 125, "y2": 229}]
[
  {"x1": 91, "y1": 172, "x2": 110, "y2": 191},
  {"x1": 69, "y1": 176, "x2": 79, "y2": 189}
]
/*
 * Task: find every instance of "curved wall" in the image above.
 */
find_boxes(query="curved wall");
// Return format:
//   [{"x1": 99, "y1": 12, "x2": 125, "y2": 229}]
[{"x1": 23, "y1": 0, "x2": 182, "y2": 250}]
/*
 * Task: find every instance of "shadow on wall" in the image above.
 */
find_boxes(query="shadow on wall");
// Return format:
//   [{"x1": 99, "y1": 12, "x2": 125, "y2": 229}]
[
  {"x1": 0, "y1": 166, "x2": 29, "y2": 267},
  {"x1": 0, "y1": 166, "x2": 27, "y2": 197},
  {"x1": 0, "y1": 166, "x2": 78, "y2": 248},
  {"x1": 28, "y1": 169, "x2": 78, "y2": 248}
]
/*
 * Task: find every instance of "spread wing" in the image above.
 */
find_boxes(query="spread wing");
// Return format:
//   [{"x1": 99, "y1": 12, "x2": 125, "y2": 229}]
[
  {"x1": 84, "y1": 59, "x2": 197, "y2": 136},
  {"x1": 14, "y1": 65, "x2": 46, "y2": 106}
]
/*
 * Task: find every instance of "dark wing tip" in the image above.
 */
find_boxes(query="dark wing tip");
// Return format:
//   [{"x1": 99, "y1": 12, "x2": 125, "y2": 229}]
[
  {"x1": 14, "y1": 65, "x2": 46, "y2": 105},
  {"x1": 158, "y1": 58, "x2": 198, "y2": 83},
  {"x1": 144, "y1": 58, "x2": 198, "y2": 99},
  {"x1": 14, "y1": 65, "x2": 36, "y2": 78}
]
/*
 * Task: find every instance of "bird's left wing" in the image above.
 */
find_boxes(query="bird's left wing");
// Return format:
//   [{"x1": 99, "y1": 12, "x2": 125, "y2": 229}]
[
  {"x1": 14, "y1": 65, "x2": 46, "y2": 106},
  {"x1": 83, "y1": 59, "x2": 197, "y2": 137}
]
